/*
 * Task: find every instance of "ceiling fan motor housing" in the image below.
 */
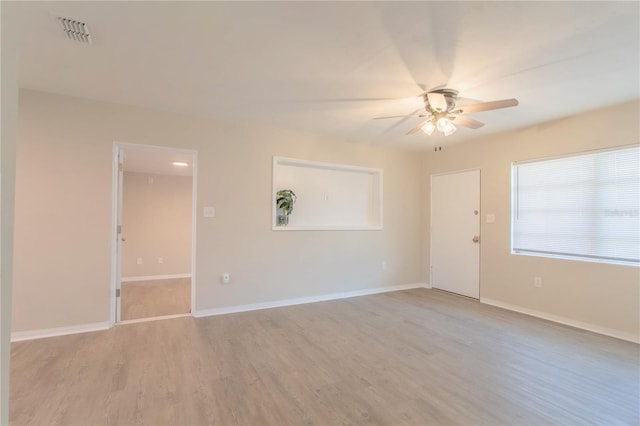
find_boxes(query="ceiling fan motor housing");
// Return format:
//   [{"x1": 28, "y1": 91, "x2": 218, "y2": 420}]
[{"x1": 424, "y1": 88, "x2": 459, "y2": 112}]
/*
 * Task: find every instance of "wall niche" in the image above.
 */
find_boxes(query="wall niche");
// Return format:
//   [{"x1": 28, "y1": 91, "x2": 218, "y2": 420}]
[{"x1": 272, "y1": 156, "x2": 383, "y2": 231}]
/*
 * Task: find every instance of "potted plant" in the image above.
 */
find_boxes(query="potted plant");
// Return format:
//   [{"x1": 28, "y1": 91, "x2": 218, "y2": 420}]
[{"x1": 276, "y1": 189, "x2": 297, "y2": 226}]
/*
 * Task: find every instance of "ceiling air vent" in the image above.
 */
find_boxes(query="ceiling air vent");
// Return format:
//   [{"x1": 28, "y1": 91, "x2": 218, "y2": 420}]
[{"x1": 58, "y1": 17, "x2": 93, "y2": 44}]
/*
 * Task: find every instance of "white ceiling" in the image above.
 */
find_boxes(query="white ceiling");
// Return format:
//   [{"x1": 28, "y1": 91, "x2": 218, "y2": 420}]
[{"x1": 12, "y1": 1, "x2": 640, "y2": 150}]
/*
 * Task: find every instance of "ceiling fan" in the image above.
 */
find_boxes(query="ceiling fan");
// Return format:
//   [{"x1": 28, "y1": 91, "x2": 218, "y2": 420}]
[{"x1": 375, "y1": 88, "x2": 519, "y2": 136}]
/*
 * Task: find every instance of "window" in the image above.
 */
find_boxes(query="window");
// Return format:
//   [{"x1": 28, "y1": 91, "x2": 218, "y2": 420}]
[{"x1": 511, "y1": 145, "x2": 639, "y2": 266}]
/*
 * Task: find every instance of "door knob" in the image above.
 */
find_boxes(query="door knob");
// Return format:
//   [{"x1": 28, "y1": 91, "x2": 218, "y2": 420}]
[{"x1": 472, "y1": 236, "x2": 480, "y2": 243}]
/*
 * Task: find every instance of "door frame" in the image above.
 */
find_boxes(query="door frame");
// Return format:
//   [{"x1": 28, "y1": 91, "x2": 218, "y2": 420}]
[
  {"x1": 110, "y1": 141, "x2": 198, "y2": 326},
  {"x1": 429, "y1": 167, "x2": 481, "y2": 298}
]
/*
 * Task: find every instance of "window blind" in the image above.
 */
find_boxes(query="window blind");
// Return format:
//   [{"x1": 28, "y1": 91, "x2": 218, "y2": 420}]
[{"x1": 511, "y1": 146, "x2": 639, "y2": 265}]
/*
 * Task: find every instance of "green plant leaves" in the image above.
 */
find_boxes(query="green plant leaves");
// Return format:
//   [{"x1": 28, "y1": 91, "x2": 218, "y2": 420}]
[{"x1": 276, "y1": 189, "x2": 297, "y2": 215}]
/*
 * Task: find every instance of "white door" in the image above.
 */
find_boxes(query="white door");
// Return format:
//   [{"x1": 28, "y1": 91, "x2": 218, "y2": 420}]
[{"x1": 431, "y1": 170, "x2": 480, "y2": 299}]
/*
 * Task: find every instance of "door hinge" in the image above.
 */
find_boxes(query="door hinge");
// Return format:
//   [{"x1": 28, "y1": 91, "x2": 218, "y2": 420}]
[
  {"x1": 118, "y1": 162, "x2": 124, "y2": 172},
  {"x1": 117, "y1": 225, "x2": 122, "y2": 234},
  {"x1": 116, "y1": 289, "x2": 121, "y2": 297}
]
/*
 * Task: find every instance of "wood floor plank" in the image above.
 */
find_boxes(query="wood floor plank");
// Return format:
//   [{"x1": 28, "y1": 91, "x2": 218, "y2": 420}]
[
  {"x1": 121, "y1": 278, "x2": 190, "y2": 320},
  {"x1": 10, "y1": 288, "x2": 640, "y2": 425}
]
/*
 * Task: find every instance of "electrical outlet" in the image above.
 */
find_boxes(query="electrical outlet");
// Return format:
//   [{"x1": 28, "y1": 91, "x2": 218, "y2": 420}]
[
  {"x1": 221, "y1": 273, "x2": 230, "y2": 284},
  {"x1": 136, "y1": 257, "x2": 142, "y2": 265},
  {"x1": 158, "y1": 257, "x2": 163, "y2": 264},
  {"x1": 382, "y1": 261, "x2": 388, "y2": 270},
  {"x1": 534, "y1": 277, "x2": 542, "y2": 288}
]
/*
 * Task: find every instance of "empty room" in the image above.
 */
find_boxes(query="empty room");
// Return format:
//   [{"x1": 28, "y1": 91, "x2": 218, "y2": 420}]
[{"x1": 1, "y1": 2, "x2": 638, "y2": 426}]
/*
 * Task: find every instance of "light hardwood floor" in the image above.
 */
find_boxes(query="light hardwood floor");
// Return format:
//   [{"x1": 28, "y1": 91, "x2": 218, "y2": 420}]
[
  {"x1": 10, "y1": 288, "x2": 639, "y2": 425},
  {"x1": 121, "y1": 278, "x2": 191, "y2": 321}
]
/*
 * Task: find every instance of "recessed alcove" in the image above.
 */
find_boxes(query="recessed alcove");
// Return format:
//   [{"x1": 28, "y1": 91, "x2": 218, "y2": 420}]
[{"x1": 272, "y1": 156, "x2": 383, "y2": 231}]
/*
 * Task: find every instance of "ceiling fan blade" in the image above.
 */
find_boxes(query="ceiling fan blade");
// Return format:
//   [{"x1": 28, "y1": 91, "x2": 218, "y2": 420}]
[
  {"x1": 406, "y1": 120, "x2": 430, "y2": 135},
  {"x1": 452, "y1": 115, "x2": 485, "y2": 129},
  {"x1": 455, "y1": 98, "x2": 519, "y2": 114},
  {"x1": 374, "y1": 114, "x2": 418, "y2": 120},
  {"x1": 374, "y1": 109, "x2": 426, "y2": 120},
  {"x1": 294, "y1": 97, "x2": 410, "y2": 103},
  {"x1": 455, "y1": 96, "x2": 483, "y2": 105},
  {"x1": 381, "y1": 109, "x2": 423, "y2": 135},
  {"x1": 427, "y1": 92, "x2": 448, "y2": 111}
]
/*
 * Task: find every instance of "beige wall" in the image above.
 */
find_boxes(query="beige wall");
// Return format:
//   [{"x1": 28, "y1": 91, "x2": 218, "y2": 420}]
[
  {"x1": 121, "y1": 172, "x2": 192, "y2": 278},
  {"x1": 12, "y1": 89, "x2": 425, "y2": 332},
  {"x1": 423, "y1": 100, "x2": 640, "y2": 340},
  {"x1": 1, "y1": 3, "x2": 19, "y2": 423},
  {"x1": 12, "y1": 89, "x2": 639, "y2": 341}
]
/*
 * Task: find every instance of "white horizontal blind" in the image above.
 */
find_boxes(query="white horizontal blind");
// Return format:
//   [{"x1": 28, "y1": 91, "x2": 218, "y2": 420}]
[{"x1": 512, "y1": 146, "x2": 639, "y2": 265}]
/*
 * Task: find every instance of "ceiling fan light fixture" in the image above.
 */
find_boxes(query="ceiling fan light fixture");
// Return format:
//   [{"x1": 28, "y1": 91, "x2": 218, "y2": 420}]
[
  {"x1": 434, "y1": 115, "x2": 456, "y2": 136},
  {"x1": 436, "y1": 117, "x2": 450, "y2": 132},
  {"x1": 422, "y1": 121, "x2": 436, "y2": 135},
  {"x1": 444, "y1": 123, "x2": 457, "y2": 136}
]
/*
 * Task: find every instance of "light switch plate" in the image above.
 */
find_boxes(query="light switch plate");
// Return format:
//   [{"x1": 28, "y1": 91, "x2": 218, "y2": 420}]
[
  {"x1": 204, "y1": 207, "x2": 215, "y2": 218},
  {"x1": 486, "y1": 214, "x2": 496, "y2": 223}
]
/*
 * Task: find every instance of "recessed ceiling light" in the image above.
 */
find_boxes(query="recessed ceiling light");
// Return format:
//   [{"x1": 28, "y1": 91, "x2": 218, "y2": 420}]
[{"x1": 172, "y1": 161, "x2": 189, "y2": 167}]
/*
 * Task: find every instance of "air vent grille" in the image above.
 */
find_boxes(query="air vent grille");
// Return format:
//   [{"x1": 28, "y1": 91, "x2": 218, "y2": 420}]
[{"x1": 58, "y1": 17, "x2": 92, "y2": 44}]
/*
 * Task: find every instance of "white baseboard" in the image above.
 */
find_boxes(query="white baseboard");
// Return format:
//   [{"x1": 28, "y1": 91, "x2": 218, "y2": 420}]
[
  {"x1": 118, "y1": 313, "x2": 191, "y2": 325},
  {"x1": 11, "y1": 321, "x2": 111, "y2": 342},
  {"x1": 121, "y1": 273, "x2": 191, "y2": 283},
  {"x1": 194, "y1": 283, "x2": 428, "y2": 318},
  {"x1": 481, "y1": 298, "x2": 639, "y2": 344},
  {"x1": 11, "y1": 284, "x2": 430, "y2": 342}
]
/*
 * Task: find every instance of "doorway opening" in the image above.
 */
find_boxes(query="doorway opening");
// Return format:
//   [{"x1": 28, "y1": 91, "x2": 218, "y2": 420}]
[{"x1": 111, "y1": 143, "x2": 197, "y2": 325}]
